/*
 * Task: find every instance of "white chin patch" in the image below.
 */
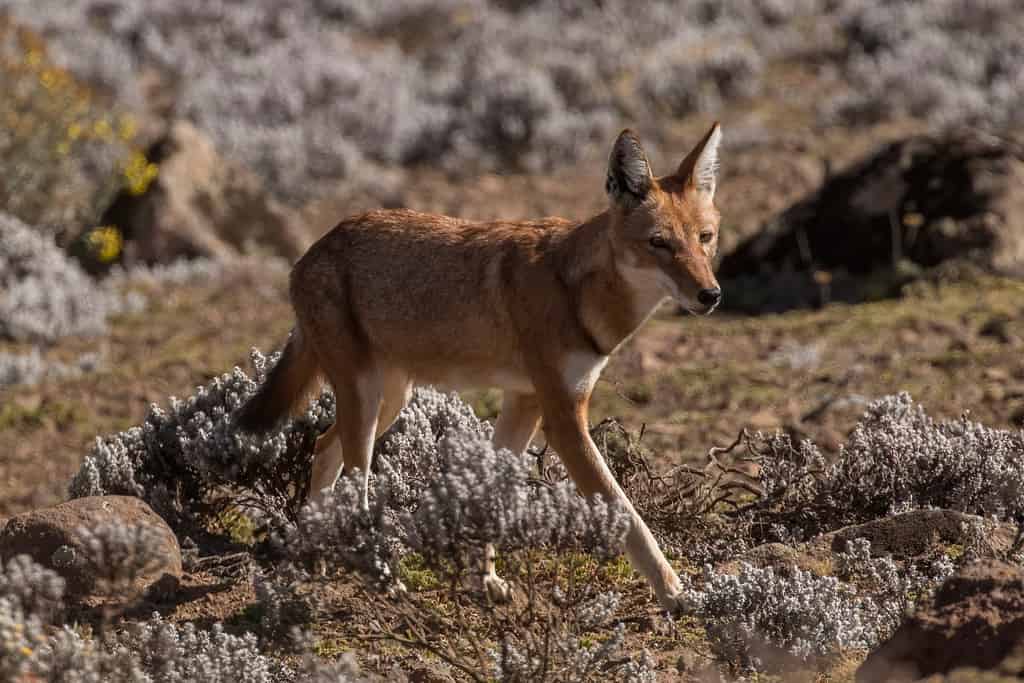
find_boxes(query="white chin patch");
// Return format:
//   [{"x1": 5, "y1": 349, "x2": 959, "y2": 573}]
[{"x1": 618, "y1": 263, "x2": 670, "y2": 310}]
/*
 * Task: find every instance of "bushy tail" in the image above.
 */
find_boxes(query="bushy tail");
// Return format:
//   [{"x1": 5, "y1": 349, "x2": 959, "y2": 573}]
[{"x1": 235, "y1": 329, "x2": 319, "y2": 434}]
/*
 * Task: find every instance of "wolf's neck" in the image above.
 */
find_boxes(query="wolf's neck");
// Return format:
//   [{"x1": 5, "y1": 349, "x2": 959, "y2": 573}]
[{"x1": 559, "y1": 213, "x2": 665, "y2": 355}]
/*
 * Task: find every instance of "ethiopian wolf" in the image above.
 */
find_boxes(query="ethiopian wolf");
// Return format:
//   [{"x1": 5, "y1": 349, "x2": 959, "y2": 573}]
[{"x1": 236, "y1": 123, "x2": 724, "y2": 610}]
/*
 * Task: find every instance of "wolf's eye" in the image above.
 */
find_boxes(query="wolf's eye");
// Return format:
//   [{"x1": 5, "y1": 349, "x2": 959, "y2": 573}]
[
  {"x1": 699, "y1": 230, "x2": 715, "y2": 245},
  {"x1": 649, "y1": 234, "x2": 670, "y2": 250}
]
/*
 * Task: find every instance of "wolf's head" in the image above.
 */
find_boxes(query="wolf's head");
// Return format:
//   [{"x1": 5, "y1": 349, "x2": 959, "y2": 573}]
[{"x1": 605, "y1": 123, "x2": 723, "y2": 315}]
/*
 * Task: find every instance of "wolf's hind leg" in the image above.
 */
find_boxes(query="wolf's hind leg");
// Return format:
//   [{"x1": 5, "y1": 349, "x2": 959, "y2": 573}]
[
  {"x1": 307, "y1": 335, "x2": 382, "y2": 506},
  {"x1": 375, "y1": 367, "x2": 413, "y2": 439},
  {"x1": 482, "y1": 392, "x2": 542, "y2": 602},
  {"x1": 310, "y1": 366, "x2": 411, "y2": 504}
]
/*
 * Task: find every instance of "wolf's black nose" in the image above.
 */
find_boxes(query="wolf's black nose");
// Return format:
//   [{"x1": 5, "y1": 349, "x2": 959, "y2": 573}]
[{"x1": 697, "y1": 288, "x2": 722, "y2": 307}]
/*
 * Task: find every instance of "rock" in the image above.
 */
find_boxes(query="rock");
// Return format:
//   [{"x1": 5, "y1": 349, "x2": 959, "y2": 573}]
[
  {"x1": 821, "y1": 509, "x2": 1017, "y2": 560},
  {"x1": 719, "y1": 131, "x2": 1024, "y2": 312},
  {"x1": 0, "y1": 496, "x2": 181, "y2": 603},
  {"x1": 714, "y1": 541, "x2": 835, "y2": 580},
  {"x1": 857, "y1": 560, "x2": 1024, "y2": 682},
  {"x1": 102, "y1": 120, "x2": 313, "y2": 266}
]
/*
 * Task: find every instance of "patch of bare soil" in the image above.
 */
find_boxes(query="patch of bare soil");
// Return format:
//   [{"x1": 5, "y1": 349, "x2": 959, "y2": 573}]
[{"x1": 590, "y1": 277, "x2": 1024, "y2": 467}]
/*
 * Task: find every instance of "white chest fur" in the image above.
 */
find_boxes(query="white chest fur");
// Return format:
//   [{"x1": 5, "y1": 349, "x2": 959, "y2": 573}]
[{"x1": 561, "y1": 351, "x2": 609, "y2": 398}]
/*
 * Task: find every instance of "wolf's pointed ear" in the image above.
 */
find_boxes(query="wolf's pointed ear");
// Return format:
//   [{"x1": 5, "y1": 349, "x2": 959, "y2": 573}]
[
  {"x1": 678, "y1": 122, "x2": 722, "y2": 198},
  {"x1": 606, "y1": 129, "x2": 653, "y2": 208}
]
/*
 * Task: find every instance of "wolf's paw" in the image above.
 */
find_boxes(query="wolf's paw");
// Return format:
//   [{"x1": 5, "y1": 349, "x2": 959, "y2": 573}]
[
  {"x1": 658, "y1": 588, "x2": 689, "y2": 614},
  {"x1": 483, "y1": 573, "x2": 513, "y2": 603}
]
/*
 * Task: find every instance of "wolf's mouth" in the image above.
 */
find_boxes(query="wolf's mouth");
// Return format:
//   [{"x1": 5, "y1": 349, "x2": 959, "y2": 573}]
[{"x1": 677, "y1": 297, "x2": 719, "y2": 316}]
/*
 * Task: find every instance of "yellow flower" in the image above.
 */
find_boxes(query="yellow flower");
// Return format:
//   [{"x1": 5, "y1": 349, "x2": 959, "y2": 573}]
[
  {"x1": 117, "y1": 114, "x2": 137, "y2": 141},
  {"x1": 86, "y1": 226, "x2": 124, "y2": 263},
  {"x1": 92, "y1": 118, "x2": 112, "y2": 140},
  {"x1": 122, "y1": 151, "x2": 159, "y2": 196},
  {"x1": 67, "y1": 122, "x2": 83, "y2": 140},
  {"x1": 20, "y1": 645, "x2": 32, "y2": 657},
  {"x1": 40, "y1": 69, "x2": 58, "y2": 90}
]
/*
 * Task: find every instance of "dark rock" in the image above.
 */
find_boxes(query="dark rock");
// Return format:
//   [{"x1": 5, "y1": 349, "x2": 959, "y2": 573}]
[
  {"x1": 0, "y1": 496, "x2": 181, "y2": 603},
  {"x1": 719, "y1": 131, "x2": 1024, "y2": 312},
  {"x1": 857, "y1": 560, "x2": 1024, "y2": 682}
]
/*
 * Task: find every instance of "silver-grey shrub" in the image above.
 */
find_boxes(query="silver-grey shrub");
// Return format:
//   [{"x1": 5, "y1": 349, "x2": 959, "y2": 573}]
[
  {"x1": 69, "y1": 346, "x2": 630, "y2": 571},
  {"x1": 494, "y1": 592, "x2": 656, "y2": 683},
  {"x1": 0, "y1": 551, "x2": 362, "y2": 681},
  {"x1": 0, "y1": 349, "x2": 104, "y2": 388},
  {"x1": 7, "y1": 0, "x2": 1023, "y2": 202},
  {"x1": 687, "y1": 536, "x2": 957, "y2": 671},
  {"x1": 69, "y1": 349, "x2": 335, "y2": 524},
  {"x1": 0, "y1": 557, "x2": 68, "y2": 678},
  {"x1": 637, "y1": 39, "x2": 765, "y2": 118},
  {"x1": 407, "y1": 433, "x2": 630, "y2": 566},
  {"x1": 750, "y1": 393, "x2": 1024, "y2": 539},
  {"x1": 0, "y1": 555, "x2": 63, "y2": 680},
  {"x1": 286, "y1": 475, "x2": 399, "y2": 589},
  {"x1": 0, "y1": 555, "x2": 66, "y2": 625},
  {"x1": 285, "y1": 431, "x2": 631, "y2": 586},
  {"x1": 824, "y1": 0, "x2": 1024, "y2": 129},
  {"x1": 0, "y1": 212, "x2": 130, "y2": 343},
  {"x1": 0, "y1": 349, "x2": 62, "y2": 387},
  {"x1": 1, "y1": 0, "x2": 816, "y2": 200},
  {"x1": 830, "y1": 393, "x2": 1024, "y2": 520},
  {"x1": 77, "y1": 521, "x2": 173, "y2": 602},
  {"x1": 685, "y1": 561, "x2": 879, "y2": 668},
  {"x1": 39, "y1": 615, "x2": 351, "y2": 683},
  {"x1": 0, "y1": 596, "x2": 48, "y2": 681}
]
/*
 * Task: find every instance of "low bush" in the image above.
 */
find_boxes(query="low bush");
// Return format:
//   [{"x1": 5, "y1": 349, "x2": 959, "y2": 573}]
[
  {"x1": 0, "y1": 212, "x2": 140, "y2": 343},
  {"x1": 0, "y1": 18, "x2": 141, "y2": 233},
  {"x1": 1, "y1": 0, "x2": 828, "y2": 200},
  {"x1": 686, "y1": 537, "x2": 955, "y2": 671},
  {"x1": 69, "y1": 348, "x2": 653, "y2": 679},
  {"x1": 69, "y1": 349, "x2": 331, "y2": 526},
  {"x1": 748, "y1": 392, "x2": 1024, "y2": 540},
  {"x1": 0, "y1": 543, "x2": 364, "y2": 681},
  {"x1": 825, "y1": 0, "x2": 1024, "y2": 130},
  {"x1": 69, "y1": 351, "x2": 1024, "y2": 678}
]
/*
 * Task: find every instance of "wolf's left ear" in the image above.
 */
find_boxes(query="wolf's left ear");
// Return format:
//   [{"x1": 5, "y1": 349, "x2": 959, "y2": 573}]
[
  {"x1": 678, "y1": 122, "x2": 722, "y2": 198},
  {"x1": 606, "y1": 129, "x2": 653, "y2": 208}
]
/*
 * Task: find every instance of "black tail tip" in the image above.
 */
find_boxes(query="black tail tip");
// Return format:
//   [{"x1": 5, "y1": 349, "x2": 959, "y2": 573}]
[{"x1": 233, "y1": 397, "x2": 279, "y2": 435}]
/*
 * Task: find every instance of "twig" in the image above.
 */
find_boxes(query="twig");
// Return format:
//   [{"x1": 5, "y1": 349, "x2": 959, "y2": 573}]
[{"x1": 707, "y1": 429, "x2": 749, "y2": 461}]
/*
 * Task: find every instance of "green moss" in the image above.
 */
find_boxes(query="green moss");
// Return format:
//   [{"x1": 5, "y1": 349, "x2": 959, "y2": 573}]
[
  {"x1": 312, "y1": 636, "x2": 360, "y2": 659},
  {"x1": 214, "y1": 508, "x2": 258, "y2": 546},
  {"x1": 600, "y1": 556, "x2": 635, "y2": 586},
  {"x1": 398, "y1": 553, "x2": 445, "y2": 592},
  {"x1": 0, "y1": 398, "x2": 80, "y2": 431}
]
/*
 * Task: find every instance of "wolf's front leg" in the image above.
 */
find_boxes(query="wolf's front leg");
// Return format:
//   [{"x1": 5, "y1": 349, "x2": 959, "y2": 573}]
[{"x1": 539, "y1": 395, "x2": 683, "y2": 611}]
